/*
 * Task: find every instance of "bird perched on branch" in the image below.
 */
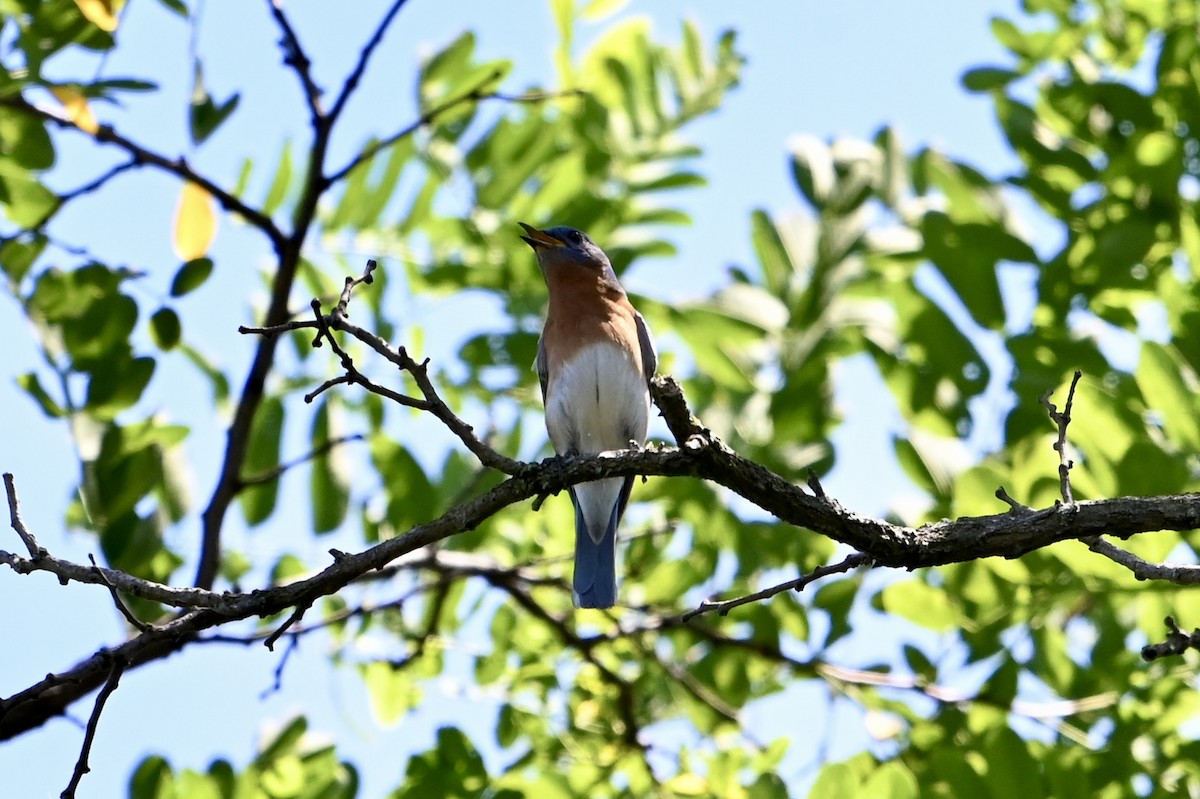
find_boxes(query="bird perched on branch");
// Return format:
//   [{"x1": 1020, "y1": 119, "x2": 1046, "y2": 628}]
[{"x1": 520, "y1": 223, "x2": 657, "y2": 609}]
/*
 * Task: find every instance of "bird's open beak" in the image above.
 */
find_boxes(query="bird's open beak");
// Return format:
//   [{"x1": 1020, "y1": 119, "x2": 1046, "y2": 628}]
[{"x1": 519, "y1": 222, "x2": 564, "y2": 250}]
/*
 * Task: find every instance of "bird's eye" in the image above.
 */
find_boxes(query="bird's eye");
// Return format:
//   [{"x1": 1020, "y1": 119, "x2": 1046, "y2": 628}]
[{"x1": 568, "y1": 230, "x2": 584, "y2": 245}]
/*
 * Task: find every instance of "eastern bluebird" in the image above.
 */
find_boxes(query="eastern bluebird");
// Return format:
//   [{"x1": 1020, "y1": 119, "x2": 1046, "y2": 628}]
[{"x1": 519, "y1": 223, "x2": 657, "y2": 609}]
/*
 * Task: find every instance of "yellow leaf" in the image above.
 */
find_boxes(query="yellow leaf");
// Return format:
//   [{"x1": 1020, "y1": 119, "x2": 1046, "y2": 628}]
[
  {"x1": 173, "y1": 183, "x2": 217, "y2": 261},
  {"x1": 74, "y1": 0, "x2": 121, "y2": 32},
  {"x1": 50, "y1": 86, "x2": 99, "y2": 135},
  {"x1": 664, "y1": 774, "x2": 708, "y2": 796}
]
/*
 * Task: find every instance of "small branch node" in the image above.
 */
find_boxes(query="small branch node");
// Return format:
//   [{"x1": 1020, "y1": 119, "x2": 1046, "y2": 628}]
[{"x1": 995, "y1": 486, "x2": 1030, "y2": 512}]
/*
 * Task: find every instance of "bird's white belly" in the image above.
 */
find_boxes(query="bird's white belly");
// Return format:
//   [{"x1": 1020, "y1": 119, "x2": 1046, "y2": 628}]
[{"x1": 546, "y1": 342, "x2": 649, "y2": 456}]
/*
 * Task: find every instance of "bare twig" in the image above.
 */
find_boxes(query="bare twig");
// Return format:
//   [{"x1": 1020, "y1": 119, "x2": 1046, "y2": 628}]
[
  {"x1": 326, "y1": 85, "x2": 584, "y2": 185},
  {"x1": 1084, "y1": 537, "x2": 1200, "y2": 584},
  {"x1": 4, "y1": 473, "x2": 44, "y2": 559},
  {"x1": 0, "y1": 96, "x2": 286, "y2": 250},
  {"x1": 806, "y1": 469, "x2": 829, "y2": 503},
  {"x1": 261, "y1": 635, "x2": 300, "y2": 697},
  {"x1": 88, "y1": 554, "x2": 152, "y2": 633},
  {"x1": 264, "y1": 600, "x2": 312, "y2": 651},
  {"x1": 242, "y1": 266, "x2": 524, "y2": 474},
  {"x1": 683, "y1": 552, "x2": 871, "y2": 621},
  {"x1": 240, "y1": 433, "x2": 364, "y2": 487},
  {"x1": 266, "y1": 0, "x2": 324, "y2": 122},
  {"x1": 1040, "y1": 370, "x2": 1083, "y2": 506},
  {"x1": 815, "y1": 661, "x2": 1117, "y2": 719},
  {"x1": 327, "y1": 0, "x2": 412, "y2": 124},
  {"x1": 1142, "y1": 616, "x2": 1200, "y2": 661},
  {"x1": 60, "y1": 654, "x2": 124, "y2": 799},
  {"x1": 995, "y1": 486, "x2": 1031, "y2": 512},
  {"x1": 334, "y1": 259, "x2": 375, "y2": 317},
  {"x1": 31, "y1": 159, "x2": 139, "y2": 230}
]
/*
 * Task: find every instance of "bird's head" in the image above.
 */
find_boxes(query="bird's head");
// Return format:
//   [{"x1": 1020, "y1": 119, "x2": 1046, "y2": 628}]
[{"x1": 519, "y1": 223, "x2": 613, "y2": 275}]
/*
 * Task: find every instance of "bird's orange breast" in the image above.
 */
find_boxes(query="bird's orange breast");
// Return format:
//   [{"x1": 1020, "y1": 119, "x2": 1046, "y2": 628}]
[{"x1": 541, "y1": 267, "x2": 643, "y2": 377}]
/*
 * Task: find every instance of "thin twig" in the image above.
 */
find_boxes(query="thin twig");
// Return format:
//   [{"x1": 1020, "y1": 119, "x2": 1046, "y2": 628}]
[
  {"x1": 88, "y1": 554, "x2": 152, "y2": 632},
  {"x1": 815, "y1": 661, "x2": 1117, "y2": 719},
  {"x1": 31, "y1": 159, "x2": 139, "y2": 230},
  {"x1": 1083, "y1": 537, "x2": 1200, "y2": 584},
  {"x1": 1142, "y1": 616, "x2": 1200, "y2": 661},
  {"x1": 995, "y1": 486, "x2": 1031, "y2": 512},
  {"x1": 683, "y1": 552, "x2": 871, "y2": 621},
  {"x1": 239, "y1": 433, "x2": 365, "y2": 487},
  {"x1": 242, "y1": 264, "x2": 523, "y2": 473},
  {"x1": 264, "y1": 600, "x2": 312, "y2": 651},
  {"x1": 4, "y1": 473, "x2": 44, "y2": 559},
  {"x1": 265, "y1": 0, "x2": 324, "y2": 122},
  {"x1": 261, "y1": 634, "x2": 300, "y2": 698},
  {"x1": 1039, "y1": 369, "x2": 1083, "y2": 506},
  {"x1": 327, "y1": 0, "x2": 412, "y2": 124},
  {"x1": 0, "y1": 96, "x2": 286, "y2": 250},
  {"x1": 326, "y1": 85, "x2": 584, "y2": 185},
  {"x1": 335, "y1": 259, "x2": 376, "y2": 317},
  {"x1": 806, "y1": 469, "x2": 829, "y2": 503},
  {"x1": 60, "y1": 654, "x2": 124, "y2": 799}
]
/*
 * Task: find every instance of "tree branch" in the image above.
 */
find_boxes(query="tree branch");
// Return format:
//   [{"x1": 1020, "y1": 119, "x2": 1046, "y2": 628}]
[
  {"x1": 327, "y1": 0, "x2": 412, "y2": 125},
  {"x1": 4, "y1": 472, "x2": 44, "y2": 559},
  {"x1": 265, "y1": 0, "x2": 324, "y2": 123},
  {"x1": 683, "y1": 551, "x2": 871, "y2": 621},
  {"x1": 0, "y1": 96, "x2": 286, "y2": 250},
  {"x1": 1142, "y1": 616, "x2": 1200, "y2": 661},
  {"x1": 60, "y1": 654, "x2": 124, "y2": 799},
  {"x1": 1040, "y1": 369, "x2": 1082, "y2": 506},
  {"x1": 1083, "y1": 537, "x2": 1200, "y2": 585},
  {"x1": 325, "y1": 87, "x2": 585, "y2": 186}
]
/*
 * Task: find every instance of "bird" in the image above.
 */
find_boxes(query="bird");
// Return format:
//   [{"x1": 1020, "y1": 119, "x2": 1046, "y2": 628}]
[{"x1": 519, "y1": 222, "x2": 657, "y2": 609}]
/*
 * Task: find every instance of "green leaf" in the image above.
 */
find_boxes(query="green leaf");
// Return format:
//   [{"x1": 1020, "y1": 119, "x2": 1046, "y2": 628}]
[
  {"x1": 310, "y1": 398, "x2": 351, "y2": 534},
  {"x1": 262, "y1": 139, "x2": 292, "y2": 216},
  {"x1": 180, "y1": 343, "x2": 230, "y2": 406},
  {"x1": 861, "y1": 763, "x2": 918, "y2": 799},
  {"x1": 63, "y1": 293, "x2": 137, "y2": 362},
  {"x1": 750, "y1": 208, "x2": 793, "y2": 296},
  {"x1": 85, "y1": 77, "x2": 158, "y2": 96},
  {"x1": 984, "y1": 728, "x2": 1042, "y2": 797},
  {"x1": 0, "y1": 234, "x2": 47, "y2": 286},
  {"x1": 85, "y1": 356, "x2": 155, "y2": 418},
  {"x1": 0, "y1": 173, "x2": 57, "y2": 227},
  {"x1": 129, "y1": 755, "x2": 174, "y2": 799},
  {"x1": 362, "y1": 662, "x2": 420, "y2": 726},
  {"x1": 156, "y1": 0, "x2": 188, "y2": 16},
  {"x1": 960, "y1": 66, "x2": 1021, "y2": 92},
  {"x1": 17, "y1": 372, "x2": 66, "y2": 418},
  {"x1": 256, "y1": 716, "x2": 307, "y2": 765},
  {"x1": 880, "y1": 579, "x2": 957, "y2": 632},
  {"x1": 170, "y1": 257, "x2": 213, "y2": 297},
  {"x1": 240, "y1": 396, "x2": 285, "y2": 526},
  {"x1": 808, "y1": 763, "x2": 857, "y2": 799},
  {"x1": 270, "y1": 553, "x2": 306, "y2": 586},
  {"x1": 149, "y1": 307, "x2": 181, "y2": 350},
  {"x1": 188, "y1": 61, "x2": 240, "y2": 145},
  {"x1": 789, "y1": 135, "x2": 834, "y2": 209},
  {"x1": 0, "y1": 110, "x2": 55, "y2": 169},
  {"x1": 1137, "y1": 342, "x2": 1200, "y2": 452},
  {"x1": 370, "y1": 435, "x2": 436, "y2": 538}
]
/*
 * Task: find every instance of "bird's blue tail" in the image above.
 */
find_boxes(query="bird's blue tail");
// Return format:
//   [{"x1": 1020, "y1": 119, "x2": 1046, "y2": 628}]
[
  {"x1": 572, "y1": 480, "x2": 633, "y2": 609},
  {"x1": 573, "y1": 507, "x2": 616, "y2": 608}
]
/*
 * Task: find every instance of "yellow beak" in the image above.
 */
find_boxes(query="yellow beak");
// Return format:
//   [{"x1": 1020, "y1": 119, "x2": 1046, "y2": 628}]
[{"x1": 519, "y1": 222, "x2": 565, "y2": 249}]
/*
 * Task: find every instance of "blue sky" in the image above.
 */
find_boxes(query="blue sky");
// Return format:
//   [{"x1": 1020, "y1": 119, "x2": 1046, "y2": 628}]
[{"x1": 0, "y1": 1, "x2": 1020, "y2": 795}]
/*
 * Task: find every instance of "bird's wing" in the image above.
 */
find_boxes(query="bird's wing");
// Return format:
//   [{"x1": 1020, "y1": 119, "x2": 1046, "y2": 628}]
[
  {"x1": 634, "y1": 311, "x2": 657, "y2": 382},
  {"x1": 535, "y1": 334, "x2": 549, "y2": 402}
]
